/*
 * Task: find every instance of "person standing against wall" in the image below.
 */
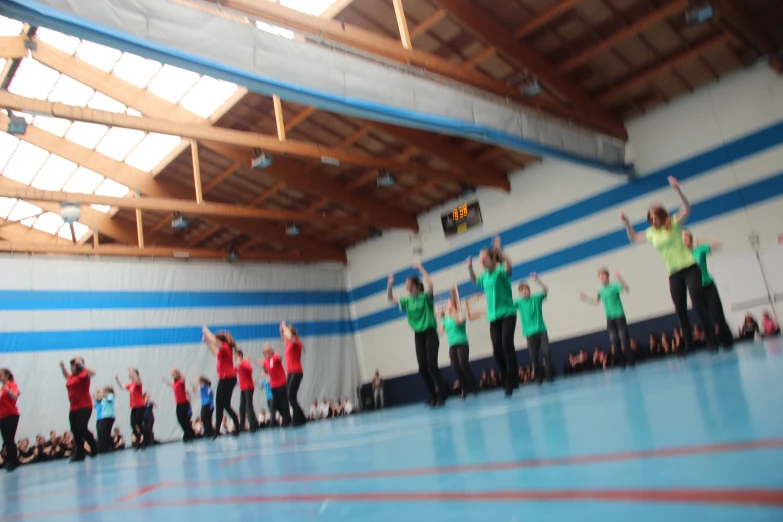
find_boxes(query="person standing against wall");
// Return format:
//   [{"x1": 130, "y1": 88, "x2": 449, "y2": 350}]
[
  {"x1": 281, "y1": 322, "x2": 307, "y2": 426},
  {"x1": 580, "y1": 269, "x2": 635, "y2": 366},
  {"x1": 682, "y1": 231, "x2": 733, "y2": 348},
  {"x1": 387, "y1": 261, "x2": 447, "y2": 406},
  {"x1": 468, "y1": 236, "x2": 519, "y2": 397},
  {"x1": 0, "y1": 369, "x2": 20, "y2": 472},
  {"x1": 194, "y1": 377, "x2": 215, "y2": 438},
  {"x1": 202, "y1": 326, "x2": 241, "y2": 439},
  {"x1": 115, "y1": 368, "x2": 147, "y2": 449},
  {"x1": 621, "y1": 176, "x2": 717, "y2": 355},
  {"x1": 162, "y1": 368, "x2": 196, "y2": 442},
  {"x1": 60, "y1": 358, "x2": 98, "y2": 462},
  {"x1": 257, "y1": 345, "x2": 291, "y2": 427},
  {"x1": 234, "y1": 350, "x2": 259, "y2": 433},
  {"x1": 438, "y1": 297, "x2": 478, "y2": 399},
  {"x1": 372, "y1": 370, "x2": 384, "y2": 409},
  {"x1": 515, "y1": 273, "x2": 552, "y2": 383}
]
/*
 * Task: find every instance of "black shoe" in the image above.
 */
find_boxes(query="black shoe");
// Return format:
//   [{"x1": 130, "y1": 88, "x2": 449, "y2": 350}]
[
  {"x1": 5, "y1": 461, "x2": 18, "y2": 473},
  {"x1": 231, "y1": 430, "x2": 241, "y2": 437},
  {"x1": 88, "y1": 450, "x2": 98, "y2": 458},
  {"x1": 504, "y1": 390, "x2": 513, "y2": 398},
  {"x1": 69, "y1": 454, "x2": 86, "y2": 463},
  {"x1": 436, "y1": 396, "x2": 447, "y2": 407},
  {"x1": 211, "y1": 433, "x2": 220, "y2": 440}
]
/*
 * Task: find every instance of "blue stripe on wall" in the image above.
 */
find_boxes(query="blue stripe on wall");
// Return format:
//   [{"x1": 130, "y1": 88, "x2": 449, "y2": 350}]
[
  {"x1": 0, "y1": 319, "x2": 354, "y2": 353},
  {"x1": 0, "y1": 289, "x2": 348, "y2": 311},
  {"x1": 353, "y1": 170, "x2": 783, "y2": 331},
  {"x1": 349, "y1": 120, "x2": 783, "y2": 303}
]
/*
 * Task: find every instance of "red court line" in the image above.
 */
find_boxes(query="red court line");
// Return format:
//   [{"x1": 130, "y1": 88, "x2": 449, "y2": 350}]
[
  {"x1": 114, "y1": 482, "x2": 170, "y2": 503},
  {"x1": 201, "y1": 437, "x2": 783, "y2": 487}
]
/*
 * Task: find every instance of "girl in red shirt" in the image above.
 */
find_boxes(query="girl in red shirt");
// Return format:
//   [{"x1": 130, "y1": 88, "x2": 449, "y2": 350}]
[
  {"x1": 234, "y1": 350, "x2": 259, "y2": 433},
  {"x1": 162, "y1": 368, "x2": 196, "y2": 443},
  {"x1": 255, "y1": 344, "x2": 291, "y2": 427},
  {"x1": 116, "y1": 367, "x2": 149, "y2": 449},
  {"x1": 0, "y1": 368, "x2": 21, "y2": 472},
  {"x1": 281, "y1": 322, "x2": 307, "y2": 427},
  {"x1": 60, "y1": 358, "x2": 98, "y2": 461},
  {"x1": 202, "y1": 325, "x2": 241, "y2": 439}
]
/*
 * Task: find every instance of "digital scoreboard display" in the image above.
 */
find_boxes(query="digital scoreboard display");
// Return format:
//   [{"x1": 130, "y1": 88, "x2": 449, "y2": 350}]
[{"x1": 441, "y1": 201, "x2": 482, "y2": 237}]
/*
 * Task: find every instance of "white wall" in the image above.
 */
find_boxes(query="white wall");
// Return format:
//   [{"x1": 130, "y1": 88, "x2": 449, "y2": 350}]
[
  {"x1": 0, "y1": 257, "x2": 359, "y2": 442},
  {"x1": 347, "y1": 65, "x2": 783, "y2": 381}
]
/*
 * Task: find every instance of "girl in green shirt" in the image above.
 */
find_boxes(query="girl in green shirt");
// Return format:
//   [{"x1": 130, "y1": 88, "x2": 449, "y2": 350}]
[
  {"x1": 438, "y1": 296, "x2": 478, "y2": 399},
  {"x1": 621, "y1": 175, "x2": 716, "y2": 354},
  {"x1": 467, "y1": 236, "x2": 519, "y2": 397},
  {"x1": 682, "y1": 231, "x2": 733, "y2": 348},
  {"x1": 579, "y1": 269, "x2": 634, "y2": 366},
  {"x1": 387, "y1": 262, "x2": 447, "y2": 407},
  {"x1": 514, "y1": 273, "x2": 551, "y2": 383}
]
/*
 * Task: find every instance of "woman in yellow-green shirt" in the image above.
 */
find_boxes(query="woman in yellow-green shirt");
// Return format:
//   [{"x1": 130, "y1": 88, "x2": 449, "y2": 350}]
[
  {"x1": 387, "y1": 262, "x2": 447, "y2": 407},
  {"x1": 620, "y1": 176, "x2": 716, "y2": 354}
]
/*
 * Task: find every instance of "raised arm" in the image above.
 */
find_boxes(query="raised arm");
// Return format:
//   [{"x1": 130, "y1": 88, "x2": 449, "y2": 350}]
[
  {"x1": 161, "y1": 376, "x2": 172, "y2": 387},
  {"x1": 84, "y1": 366, "x2": 96, "y2": 378},
  {"x1": 530, "y1": 273, "x2": 548, "y2": 296},
  {"x1": 579, "y1": 292, "x2": 600, "y2": 305},
  {"x1": 2, "y1": 382, "x2": 19, "y2": 400},
  {"x1": 615, "y1": 272, "x2": 629, "y2": 292},
  {"x1": 621, "y1": 212, "x2": 647, "y2": 244},
  {"x1": 59, "y1": 361, "x2": 71, "y2": 379},
  {"x1": 467, "y1": 256, "x2": 477, "y2": 285},
  {"x1": 697, "y1": 238, "x2": 722, "y2": 250},
  {"x1": 669, "y1": 176, "x2": 691, "y2": 224},
  {"x1": 115, "y1": 374, "x2": 127, "y2": 390},
  {"x1": 494, "y1": 236, "x2": 512, "y2": 275},
  {"x1": 413, "y1": 261, "x2": 434, "y2": 296},
  {"x1": 280, "y1": 321, "x2": 295, "y2": 342},
  {"x1": 386, "y1": 274, "x2": 399, "y2": 304},
  {"x1": 201, "y1": 325, "x2": 219, "y2": 356}
]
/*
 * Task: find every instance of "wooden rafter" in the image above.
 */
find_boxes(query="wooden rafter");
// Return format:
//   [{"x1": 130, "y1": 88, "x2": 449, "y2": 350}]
[
  {"x1": 514, "y1": 0, "x2": 584, "y2": 38},
  {"x1": 713, "y1": 0, "x2": 782, "y2": 73},
  {"x1": 410, "y1": 10, "x2": 447, "y2": 39},
  {"x1": 392, "y1": 0, "x2": 413, "y2": 50},
  {"x1": 284, "y1": 107, "x2": 317, "y2": 132},
  {"x1": 0, "y1": 36, "x2": 27, "y2": 59},
  {"x1": 347, "y1": 147, "x2": 416, "y2": 190},
  {"x1": 188, "y1": 225, "x2": 222, "y2": 247},
  {"x1": 319, "y1": 0, "x2": 358, "y2": 20}
]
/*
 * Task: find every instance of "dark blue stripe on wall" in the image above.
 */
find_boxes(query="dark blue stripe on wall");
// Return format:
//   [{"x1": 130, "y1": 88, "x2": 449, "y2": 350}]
[
  {"x1": 349, "y1": 120, "x2": 783, "y2": 302},
  {"x1": 0, "y1": 289, "x2": 349, "y2": 311},
  {"x1": 354, "y1": 171, "x2": 783, "y2": 331},
  {"x1": 0, "y1": 319, "x2": 354, "y2": 354}
]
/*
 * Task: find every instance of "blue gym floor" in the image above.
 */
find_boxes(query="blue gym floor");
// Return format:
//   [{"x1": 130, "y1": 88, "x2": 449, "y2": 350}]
[{"x1": 2, "y1": 340, "x2": 783, "y2": 521}]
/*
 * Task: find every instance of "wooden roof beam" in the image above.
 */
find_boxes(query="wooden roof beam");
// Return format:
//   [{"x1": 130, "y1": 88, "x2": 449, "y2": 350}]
[
  {"x1": 514, "y1": 0, "x2": 584, "y2": 38},
  {"x1": 0, "y1": 36, "x2": 28, "y2": 59},
  {"x1": 410, "y1": 10, "x2": 447, "y2": 40},
  {"x1": 188, "y1": 224, "x2": 222, "y2": 246},
  {"x1": 713, "y1": 0, "x2": 782, "y2": 73}
]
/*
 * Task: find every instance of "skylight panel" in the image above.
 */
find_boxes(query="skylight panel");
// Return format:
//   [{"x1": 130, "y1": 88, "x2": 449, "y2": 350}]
[
  {"x1": 127, "y1": 108, "x2": 142, "y2": 117},
  {"x1": 90, "y1": 204, "x2": 111, "y2": 213},
  {"x1": 7, "y1": 200, "x2": 42, "y2": 223},
  {"x1": 0, "y1": 16, "x2": 23, "y2": 36},
  {"x1": 48, "y1": 75, "x2": 95, "y2": 106},
  {"x1": 75, "y1": 41, "x2": 122, "y2": 72},
  {"x1": 64, "y1": 121, "x2": 108, "y2": 150},
  {"x1": 180, "y1": 76, "x2": 239, "y2": 118},
  {"x1": 0, "y1": 198, "x2": 17, "y2": 219},
  {"x1": 31, "y1": 155, "x2": 77, "y2": 191},
  {"x1": 58, "y1": 221, "x2": 89, "y2": 241},
  {"x1": 8, "y1": 59, "x2": 60, "y2": 101},
  {"x1": 88, "y1": 92, "x2": 126, "y2": 113},
  {"x1": 62, "y1": 167, "x2": 103, "y2": 194},
  {"x1": 111, "y1": 53, "x2": 161, "y2": 89},
  {"x1": 280, "y1": 0, "x2": 338, "y2": 16},
  {"x1": 255, "y1": 21, "x2": 295, "y2": 40},
  {"x1": 3, "y1": 141, "x2": 49, "y2": 184},
  {"x1": 36, "y1": 27, "x2": 80, "y2": 55},
  {"x1": 147, "y1": 64, "x2": 200, "y2": 104},
  {"x1": 94, "y1": 178, "x2": 129, "y2": 198},
  {"x1": 125, "y1": 133, "x2": 181, "y2": 172},
  {"x1": 96, "y1": 127, "x2": 145, "y2": 161},
  {"x1": 0, "y1": 132, "x2": 20, "y2": 171},
  {"x1": 33, "y1": 212, "x2": 64, "y2": 234},
  {"x1": 32, "y1": 116, "x2": 72, "y2": 137}
]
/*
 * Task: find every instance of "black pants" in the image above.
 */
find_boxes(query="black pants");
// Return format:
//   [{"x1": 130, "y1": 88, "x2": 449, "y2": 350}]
[
  {"x1": 528, "y1": 332, "x2": 552, "y2": 382},
  {"x1": 703, "y1": 282, "x2": 733, "y2": 347},
  {"x1": 143, "y1": 416, "x2": 155, "y2": 444},
  {"x1": 239, "y1": 389, "x2": 258, "y2": 432},
  {"x1": 130, "y1": 407, "x2": 147, "y2": 448},
  {"x1": 414, "y1": 328, "x2": 447, "y2": 402},
  {"x1": 669, "y1": 264, "x2": 716, "y2": 352},
  {"x1": 201, "y1": 405, "x2": 215, "y2": 437},
  {"x1": 271, "y1": 385, "x2": 291, "y2": 427},
  {"x1": 69, "y1": 408, "x2": 97, "y2": 457},
  {"x1": 176, "y1": 403, "x2": 196, "y2": 441},
  {"x1": 0, "y1": 414, "x2": 19, "y2": 468},
  {"x1": 97, "y1": 417, "x2": 114, "y2": 453},
  {"x1": 287, "y1": 373, "x2": 307, "y2": 425},
  {"x1": 489, "y1": 315, "x2": 519, "y2": 394},
  {"x1": 215, "y1": 378, "x2": 240, "y2": 435},
  {"x1": 449, "y1": 344, "x2": 478, "y2": 394},
  {"x1": 607, "y1": 316, "x2": 634, "y2": 365}
]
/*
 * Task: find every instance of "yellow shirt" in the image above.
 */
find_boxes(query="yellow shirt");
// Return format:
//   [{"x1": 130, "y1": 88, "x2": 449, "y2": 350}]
[{"x1": 646, "y1": 216, "x2": 695, "y2": 275}]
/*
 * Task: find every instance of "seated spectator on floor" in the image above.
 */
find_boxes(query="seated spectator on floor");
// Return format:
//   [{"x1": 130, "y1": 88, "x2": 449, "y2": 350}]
[
  {"x1": 0, "y1": 446, "x2": 6, "y2": 469},
  {"x1": 452, "y1": 379, "x2": 461, "y2": 396},
  {"x1": 192, "y1": 416, "x2": 203, "y2": 438},
  {"x1": 318, "y1": 399, "x2": 330, "y2": 420},
  {"x1": 343, "y1": 398, "x2": 354, "y2": 415},
  {"x1": 60, "y1": 432, "x2": 74, "y2": 458},
  {"x1": 592, "y1": 346, "x2": 607, "y2": 370},
  {"x1": 308, "y1": 401, "x2": 318, "y2": 420},
  {"x1": 258, "y1": 409, "x2": 271, "y2": 428},
  {"x1": 630, "y1": 338, "x2": 646, "y2": 362},
  {"x1": 479, "y1": 370, "x2": 490, "y2": 390},
  {"x1": 112, "y1": 428, "x2": 125, "y2": 451},
  {"x1": 330, "y1": 401, "x2": 343, "y2": 418},
  {"x1": 739, "y1": 314, "x2": 760, "y2": 341},
  {"x1": 672, "y1": 328, "x2": 683, "y2": 354},
  {"x1": 44, "y1": 431, "x2": 58, "y2": 460},
  {"x1": 523, "y1": 365, "x2": 534, "y2": 383},
  {"x1": 34, "y1": 435, "x2": 48, "y2": 463},
  {"x1": 648, "y1": 334, "x2": 661, "y2": 358},
  {"x1": 605, "y1": 346, "x2": 623, "y2": 369},
  {"x1": 661, "y1": 333, "x2": 672, "y2": 355},
  {"x1": 692, "y1": 324, "x2": 707, "y2": 349},
  {"x1": 18, "y1": 439, "x2": 35, "y2": 465},
  {"x1": 761, "y1": 311, "x2": 780, "y2": 337}
]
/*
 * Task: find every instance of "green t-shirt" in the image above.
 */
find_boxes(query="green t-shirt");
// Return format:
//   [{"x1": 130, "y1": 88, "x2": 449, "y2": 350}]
[
  {"x1": 442, "y1": 316, "x2": 469, "y2": 347},
  {"x1": 692, "y1": 245, "x2": 713, "y2": 286},
  {"x1": 597, "y1": 282, "x2": 625, "y2": 320},
  {"x1": 475, "y1": 266, "x2": 516, "y2": 322},
  {"x1": 514, "y1": 292, "x2": 547, "y2": 336},
  {"x1": 399, "y1": 293, "x2": 437, "y2": 333},
  {"x1": 646, "y1": 216, "x2": 695, "y2": 275}
]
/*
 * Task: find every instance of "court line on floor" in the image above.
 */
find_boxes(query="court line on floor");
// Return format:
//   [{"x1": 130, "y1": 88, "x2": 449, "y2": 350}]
[
  {"x1": 114, "y1": 482, "x2": 171, "y2": 503},
  {"x1": 185, "y1": 437, "x2": 783, "y2": 487}
]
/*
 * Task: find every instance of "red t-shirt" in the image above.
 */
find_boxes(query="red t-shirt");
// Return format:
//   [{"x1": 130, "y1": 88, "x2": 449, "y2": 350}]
[
  {"x1": 237, "y1": 360, "x2": 254, "y2": 391},
  {"x1": 263, "y1": 354, "x2": 287, "y2": 388},
  {"x1": 66, "y1": 370, "x2": 92, "y2": 412},
  {"x1": 172, "y1": 377, "x2": 187, "y2": 405},
  {"x1": 216, "y1": 341, "x2": 237, "y2": 379},
  {"x1": 0, "y1": 382, "x2": 20, "y2": 419},
  {"x1": 285, "y1": 338, "x2": 303, "y2": 374},
  {"x1": 125, "y1": 381, "x2": 145, "y2": 409}
]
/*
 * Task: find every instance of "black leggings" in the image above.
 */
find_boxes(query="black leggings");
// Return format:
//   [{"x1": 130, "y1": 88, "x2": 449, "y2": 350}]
[
  {"x1": 201, "y1": 405, "x2": 214, "y2": 437},
  {"x1": 69, "y1": 408, "x2": 97, "y2": 457},
  {"x1": 607, "y1": 316, "x2": 634, "y2": 364},
  {"x1": 97, "y1": 417, "x2": 114, "y2": 453},
  {"x1": 130, "y1": 407, "x2": 147, "y2": 447},
  {"x1": 0, "y1": 414, "x2": 19, "y2": 467},
  {"x1": 669, "y1": 264, "x2": 716, "y2": 352},
  {"x1": 414, "y1": 328, "x2": 446, "y2": 402},
  {"x1": 449, "y1": 344, "x2": 478, "y2": 394},
  {"x1": 215, "y1": 378, "x2": 240, "y2": 435},
  {"x1": 528, "y1": 332, "x2": 552, "y2": 381},
  {"x1": 489, "y1": 315, "x2": 518, "y2": 394},
  {"x1": 176, "y1": 403, "x2": 196, "y2": 441},
  {"x1": 271, "y1": 385, "x2": 291, "y2": 426},
  {"x1": 239, "y1": 389, "x2": 258, "y2": 432},
  {"x1": 287, "y1": 373, "x2": 307, "y2": 425},
  {"x1": 703, "y1": 282, "x2": 733, "y2": 347}
]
